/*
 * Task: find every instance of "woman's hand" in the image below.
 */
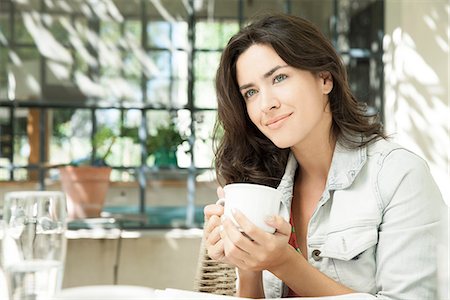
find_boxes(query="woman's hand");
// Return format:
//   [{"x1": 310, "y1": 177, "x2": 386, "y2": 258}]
[
  {"x1": 220, "y1": 209, "x2": 292, "y2": 272},
  {"x1": 203, "y1": 187, "x2": 226, "y2": 261}
]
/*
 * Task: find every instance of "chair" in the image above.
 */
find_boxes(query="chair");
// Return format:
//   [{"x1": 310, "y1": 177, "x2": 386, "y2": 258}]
[{"x1": 194, "y1": 237, "x2": 237, "y2": 296}]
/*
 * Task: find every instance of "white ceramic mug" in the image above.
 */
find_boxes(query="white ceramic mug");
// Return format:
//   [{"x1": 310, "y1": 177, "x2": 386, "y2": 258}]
[{"x1": 216, "y1": 183, "x2": 288, "y2": 233}]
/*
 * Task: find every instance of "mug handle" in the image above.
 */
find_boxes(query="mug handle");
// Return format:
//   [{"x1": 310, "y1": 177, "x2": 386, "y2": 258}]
[{"x1": 214, "y1": 198, "x2": 242, "y2": 231}]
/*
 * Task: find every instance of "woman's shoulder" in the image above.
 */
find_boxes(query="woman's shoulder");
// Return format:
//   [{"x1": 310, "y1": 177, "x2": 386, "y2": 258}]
[
  {"x1": 366, "y1": 137, "x2": 429, "y2": 169},
  {"x1": 366, "y1": 138, "x2": 441, "y2": 209}
]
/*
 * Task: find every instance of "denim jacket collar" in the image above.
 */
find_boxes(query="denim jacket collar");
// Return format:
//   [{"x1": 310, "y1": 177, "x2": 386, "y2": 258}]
[{"x1": 327, "y1": 142, "x2": 367, "y2": 190}]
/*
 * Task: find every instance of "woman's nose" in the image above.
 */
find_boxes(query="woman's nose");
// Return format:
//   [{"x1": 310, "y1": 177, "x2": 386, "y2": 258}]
[{"x1": 260, "y1": 90, "x2": 280, "y2": 113}]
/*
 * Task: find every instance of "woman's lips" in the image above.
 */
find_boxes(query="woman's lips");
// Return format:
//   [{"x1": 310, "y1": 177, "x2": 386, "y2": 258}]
[{"x1": 266, "y1": 113, "x2": 293, "y2": 129}]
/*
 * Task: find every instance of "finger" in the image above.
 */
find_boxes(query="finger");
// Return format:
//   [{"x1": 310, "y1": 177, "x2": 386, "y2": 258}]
[
  {"x1": 207, "y1": 239, "x2": 225, "y2": 261},
  {"x1": 216, "y1": 186, "x2": 225, "y2": 199},
  {"x1": 221, "y1": 227, "x2": 249, "y2": 266},
  {"x1": 204, "y1": 204, "x2": 224, "y2": 221},
  {"x1": 265, "y1": 215, "x2": 291, "y2": 236},
  {"x1": 231, "y1": 209, "x2": 266, "y2": 243},
  {"x1": 222, "y1": 218, "x2": 254, "y2": 253},
  {"x1": 207, "y1": 224, "x2": 222, "y2": 246},
  {"x1": 204, "y1": 215, "x2": 221, "y2": 235}
]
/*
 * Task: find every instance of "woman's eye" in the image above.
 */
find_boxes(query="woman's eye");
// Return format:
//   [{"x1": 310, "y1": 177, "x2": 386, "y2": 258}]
[
  {"x1": 274, "y1": 74, "x2": 287, "y2": 83},
  {"x1": 244, "y1": 89, "x2": 258, "y2": 99}
]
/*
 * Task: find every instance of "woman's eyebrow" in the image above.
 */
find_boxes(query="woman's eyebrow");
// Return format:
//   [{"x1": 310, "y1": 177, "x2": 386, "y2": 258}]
[
  {"x1": 263, "y1": 65, "x2": 288, "y2": 78},
  {"x1": 239, "y1": 65, "x2": 289, "y2": 91}
]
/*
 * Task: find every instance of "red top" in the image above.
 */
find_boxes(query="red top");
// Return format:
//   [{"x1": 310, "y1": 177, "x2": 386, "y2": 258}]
[{"x1": 287, "y1": 211, "x2": 300, "y2": 297}]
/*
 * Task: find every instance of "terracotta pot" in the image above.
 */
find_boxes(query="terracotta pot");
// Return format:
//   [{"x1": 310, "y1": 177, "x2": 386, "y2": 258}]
[{"x1": 59, "y1": 166, "x2": 112, "y2": 219}]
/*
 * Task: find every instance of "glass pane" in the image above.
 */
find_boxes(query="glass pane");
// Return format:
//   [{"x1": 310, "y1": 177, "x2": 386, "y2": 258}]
[
  {"x1": 0, "y1": 164, "x2": 10, "y2": 181},
  {"x1": 96, "y1": 109, "x2": 142, "y2": 167},
  {"x1": 172, "y1": 21, "x2": 188, "y2": 49},
  {"x1": 145, "y1": 110, "x2": 186, "y2": 168},
  {"x1": 13, "y1": 108, "x2": 30, "y2": 167},
  {"x1": 0, "y1": 9, "x2": 10, "y2": 41},
  {"x1": 194, "y1": 51, "x2": 221, "y2": 80},
  {"x1": 10, "y1": 48, "x2": 41, "y2": 101},
  {"x1": 116, "y1": 77, "x2": 142, "y2": 103},
  {"x1": 123, "y1": 52, "x2": 141, "y2": 77},
  {"x1": 221, "y1": 21, "x2": 239, "y2": 48},
  {"x1": 100, "y1": 21, "x2": 123, "y2": 77},
  {"x1": 101, "y1": 20, "x2": 122, "y2": 44},
  {"x1": 193, "y1": 111, "x2": 216, "y2": 168},
  {"x1": 196, "y1": 21, "x2": 222, "y2": 49},
  {"x1": 48, "y1": 15, "x2": 70, "y2": 45},
  {"x1": 196, "y1": 20, "x2": 239, "y2": 49},
  {"x1": 0, "y1": 108, "x2": 12, "y2": 162},
  {"x1": 147, "y1": 21, "x2": 171, "y2": 48},
  {"x1": 171, "y1": 79, "x2": 188, "y2": 108},
  {"x1": 175, "y1": 109, "x2": 191, "y2": 168},
  {"x1": 172, "y1": 50, "x2": 187, "y2": 79},
  {"x1": 0, "y1": 47, "x2": 8, "y2": 99},
  {"x1": 149, "y1": 50, "x2": 171, "y2": 78},
  {"x1": 13, "y1": 168, "x2": 28, "y2": 181},
  {"x1": 147, "y1": 78, "x2": 169, "y2": 107},
  {"x1": 14, "y1": 15, "x2": 34, "y2": 44},
  {"x1": 74, "y1": 51, "x2": 89, "y2": 74},
  {"x1": 124, "y1": 20, "x2": 141, "y2": 45},
  {"x1": 70, "y1": 18, "x2": 94, "y2": 72},
  {"x1": 194, "y1": 79, "x2": 217, "y2": 109},
  {"x1": 51, "y1": 109, "x2": 92, "y2": 165},
  {"x1": 95, "y1": 109, "x2": 120, "y2": 166},
  {"x1": 50, "y1": 108, "x2": 77, "y2": 165}
]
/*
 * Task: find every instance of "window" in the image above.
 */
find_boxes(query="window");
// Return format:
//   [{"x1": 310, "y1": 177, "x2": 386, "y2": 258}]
[{"x1": 0, "y1": 0, "x2": 384, "y2": 227}]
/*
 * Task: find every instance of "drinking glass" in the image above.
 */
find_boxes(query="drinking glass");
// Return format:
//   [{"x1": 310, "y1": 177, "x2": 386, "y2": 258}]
[{"x1": 1, "y1": 191, "x2": 67, "y2": 300}]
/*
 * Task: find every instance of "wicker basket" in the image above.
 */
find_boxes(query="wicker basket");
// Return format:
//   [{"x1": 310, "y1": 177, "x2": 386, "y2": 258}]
[{"x1": 194, "y1": 237, "x2": 237, "y2": 296}]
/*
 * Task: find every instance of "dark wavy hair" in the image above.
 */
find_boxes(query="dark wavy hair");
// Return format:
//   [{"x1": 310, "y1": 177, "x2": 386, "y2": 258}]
[{"x1": 213, "y1": 13, "x2": 385, "y2": 188}]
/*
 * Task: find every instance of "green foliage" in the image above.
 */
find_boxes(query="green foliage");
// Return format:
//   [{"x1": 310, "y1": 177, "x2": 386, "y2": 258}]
[
  {"x1": 93, "y1": 127, "x2": 116, "y2": 162},
  {"x1": 147, "y1": 122, "x2": 184, "y2": 154}
]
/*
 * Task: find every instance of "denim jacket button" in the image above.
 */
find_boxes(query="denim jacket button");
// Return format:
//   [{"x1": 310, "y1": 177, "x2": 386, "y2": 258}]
[{"x1": 312, "y1": 249, "x2": 322, "y2": 261}]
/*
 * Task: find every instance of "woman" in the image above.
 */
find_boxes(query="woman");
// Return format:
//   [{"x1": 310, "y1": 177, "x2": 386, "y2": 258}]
[{"x1": 203, "y1": 14, "x2": 444, "y2": 299}]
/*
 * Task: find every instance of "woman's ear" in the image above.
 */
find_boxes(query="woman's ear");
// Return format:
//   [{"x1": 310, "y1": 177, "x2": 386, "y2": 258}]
[{"x1": 319, "y1": 72, "x2": 333, "y2": 95}]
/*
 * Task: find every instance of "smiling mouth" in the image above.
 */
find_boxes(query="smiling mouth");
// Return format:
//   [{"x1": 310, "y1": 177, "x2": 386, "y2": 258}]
[{"x1": 266, "y1": 113, "x2": 293, "y2": 128}]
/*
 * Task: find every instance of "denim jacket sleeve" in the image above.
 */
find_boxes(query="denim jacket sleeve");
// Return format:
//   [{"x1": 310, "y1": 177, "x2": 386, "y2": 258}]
[{"x1": 372, "y1": 148, "x2": 444, "y2": 299}]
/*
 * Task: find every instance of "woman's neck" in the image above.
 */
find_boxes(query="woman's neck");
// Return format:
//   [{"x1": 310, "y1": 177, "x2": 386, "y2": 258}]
[{"x1": 291, "y1": 133, "x2": 336, "y2": 184}]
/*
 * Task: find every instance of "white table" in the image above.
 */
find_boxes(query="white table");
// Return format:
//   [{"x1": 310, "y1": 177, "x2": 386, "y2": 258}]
[{"x1": 53, "y1": 285, "x2": 373, "y2": 299}]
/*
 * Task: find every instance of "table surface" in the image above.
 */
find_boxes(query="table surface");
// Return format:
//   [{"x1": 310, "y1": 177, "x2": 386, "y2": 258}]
[{"x1": 52, "y1": 285, "x2": 374, "y2": 299}]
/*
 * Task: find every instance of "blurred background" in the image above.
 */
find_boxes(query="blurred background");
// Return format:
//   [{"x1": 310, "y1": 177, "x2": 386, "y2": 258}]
[{"x1": 0, "y1": 0, "x2": 448, "y2": 296}]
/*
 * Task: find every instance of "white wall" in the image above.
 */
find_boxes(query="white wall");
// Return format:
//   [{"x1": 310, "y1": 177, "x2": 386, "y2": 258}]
[
  {"x1": 384, "y1": 1, "x2": 449, "y2": 299},
  {"x1": 384, "y1": 0, "x2": 449, "y2": 202}
]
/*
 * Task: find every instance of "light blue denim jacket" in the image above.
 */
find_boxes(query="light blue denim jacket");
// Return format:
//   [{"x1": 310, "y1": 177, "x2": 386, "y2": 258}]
[{"x1": 263, "y1": 138, "x2": 444, "y2": 299}]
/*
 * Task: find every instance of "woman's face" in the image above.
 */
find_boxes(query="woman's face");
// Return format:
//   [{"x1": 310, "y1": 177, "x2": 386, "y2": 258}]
[{"x1": 236, "y1": 44, "x2": 333, "y2": 149}]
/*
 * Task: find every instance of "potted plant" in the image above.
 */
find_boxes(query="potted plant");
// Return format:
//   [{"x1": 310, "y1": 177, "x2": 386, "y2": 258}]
[
  {"x1": 59, "y1": 127, "x2": 117, "y2": 219},
  {"x1": 146, "y1": 121, "x2": 185, "y2": 168}
]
